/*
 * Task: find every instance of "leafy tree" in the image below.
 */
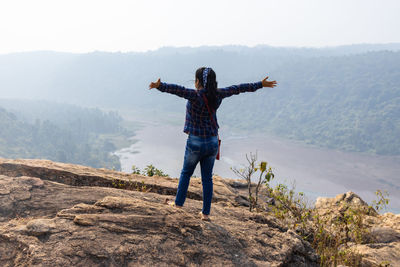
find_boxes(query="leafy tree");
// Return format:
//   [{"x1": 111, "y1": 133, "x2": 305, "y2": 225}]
[{"x1": 0, "y1": 103, "x2": 127, "y2": 170}]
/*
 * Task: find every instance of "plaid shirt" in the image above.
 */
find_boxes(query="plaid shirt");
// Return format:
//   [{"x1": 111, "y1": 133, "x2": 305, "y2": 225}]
[{"x1": 157, "y1": 81, "x2": 263, "y2": 137}]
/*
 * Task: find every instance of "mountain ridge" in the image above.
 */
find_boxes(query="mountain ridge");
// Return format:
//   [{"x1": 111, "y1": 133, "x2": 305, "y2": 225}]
[{"x1": 1, "y1": 44, "x2": 399, "y2": 155}]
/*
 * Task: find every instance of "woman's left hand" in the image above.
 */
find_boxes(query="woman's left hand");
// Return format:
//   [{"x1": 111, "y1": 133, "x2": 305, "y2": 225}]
[
  {"x1": 262, "y1": 76, "x2": 277, "y2": 88},
  {"x1": 149, "y1": 78, "x2": 161, "y2": 89}
]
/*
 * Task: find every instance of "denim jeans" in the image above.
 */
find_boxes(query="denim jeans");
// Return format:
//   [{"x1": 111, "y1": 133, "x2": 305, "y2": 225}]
[{"x1": 175, "y1": 134, "x2": 219, "y2": 215}]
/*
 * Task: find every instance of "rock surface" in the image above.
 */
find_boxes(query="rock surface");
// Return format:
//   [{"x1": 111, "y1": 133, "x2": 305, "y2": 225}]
[
  {"x1": 315, "y1": 191, "x2": 377, "y2": 216},
  {"x1": 0, "y1": 158, "x2": 249, "y2": 206},
  {"x1": 316, "y1": 192, "x2": 400, "y2": 266},
  {"x1": 0, "y1": 159, "x2": 319, "y2": 266}
]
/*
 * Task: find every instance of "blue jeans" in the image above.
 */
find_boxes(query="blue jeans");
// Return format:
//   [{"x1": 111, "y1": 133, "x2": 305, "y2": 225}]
[{"x1": 175, "y1": 134, "x2": 219, "y2": 215}]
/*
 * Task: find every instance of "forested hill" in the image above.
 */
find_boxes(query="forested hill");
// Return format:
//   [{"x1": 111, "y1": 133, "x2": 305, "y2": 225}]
[
  {"x1": 221, "y1": 51, "x2": 400, "y2": 155},
  {"x1": 1, "y1": 44, "x2": 399, "y2": 109},
  {"x1": 0, "y1": 44, "x2": 399, "y2": 155},
  {"x1": 0, "y1": 101, "x2": 126, "y2": 169}
]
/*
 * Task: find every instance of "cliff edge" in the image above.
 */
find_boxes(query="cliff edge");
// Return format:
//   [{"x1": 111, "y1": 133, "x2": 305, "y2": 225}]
[
  {"x1": 0, "y1": 159, "x2": 399, "y2": 266},
  {"x1": 0, "y1": 158, "x2": 318, "y2": 266}
]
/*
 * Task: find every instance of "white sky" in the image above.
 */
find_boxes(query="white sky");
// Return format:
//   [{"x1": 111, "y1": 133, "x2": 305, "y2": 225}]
[{"x1": 0, "y1": 0, "x2": 399, "y2": 54}]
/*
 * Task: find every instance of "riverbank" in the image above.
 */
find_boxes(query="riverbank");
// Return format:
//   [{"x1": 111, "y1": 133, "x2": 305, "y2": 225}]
[{"x1": 114, "y1": 121, "x2": 400, "y2": 213}]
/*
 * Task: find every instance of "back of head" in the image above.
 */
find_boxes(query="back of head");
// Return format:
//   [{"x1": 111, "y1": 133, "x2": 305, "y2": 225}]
[{"x1": 195, "y1": 67, "x2": 218, "y2": 110}]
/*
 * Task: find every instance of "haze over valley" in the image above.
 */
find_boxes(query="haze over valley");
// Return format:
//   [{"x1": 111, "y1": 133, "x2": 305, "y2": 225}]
[{"x1": 1, "y1": 44, "x2": 399, "y2": 212}]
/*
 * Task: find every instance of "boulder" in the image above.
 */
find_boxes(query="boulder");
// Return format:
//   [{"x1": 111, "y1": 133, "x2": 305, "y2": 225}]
[
  {"x1": 315, "y1": 192, "x2": 400, "y2": 266},
  {"x1": 315, "y1": 191, "x2": 377, "y2": 216}
]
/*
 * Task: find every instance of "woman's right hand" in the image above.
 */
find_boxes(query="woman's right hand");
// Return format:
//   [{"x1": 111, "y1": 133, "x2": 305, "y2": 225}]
[
  {"x1": 262, "y1": 76, "x2": 277, "y2": 88},
  {"x1": 149, "y1": 78, "x2": 161, "y2": 89}
]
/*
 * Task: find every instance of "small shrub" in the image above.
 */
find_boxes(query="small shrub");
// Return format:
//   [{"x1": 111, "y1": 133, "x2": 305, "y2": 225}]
[
  {"x1": 131, "y1": 165, "x2": 141, "y2": 175},
  {"x1": 266, "y1": 183, "x2": 311, "y2": 236},
  {"x1": 244, "y1": 152, "x2": 392, "y2": 267},
  {"x1": 311, "y1": 205, "x2": 366, "y2": 266},
  {"x1": 371, "y1": 189, "x2": 390, "y2": 213},
  {"x1": 231, "y1": 152, "x2": 274, "y2": 211},
  {"x1": 142, "y1": 164, "x2": 169, "y2": 177},
  {"x1": 111, "y1": 177, "x2": 151, "y2": 192},
  {"x1": 267, "y1": 183, "x2": 391, "y2": 266},
  {"x1": 135, "y1": 180, "x2": 150, "y2": 192},
  {"x1": 111, "y1": 177, "x2": 126, "y2": 189}
]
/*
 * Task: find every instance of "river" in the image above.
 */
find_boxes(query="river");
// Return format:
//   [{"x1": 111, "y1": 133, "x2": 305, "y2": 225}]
[{"x1": 114, "y1": 122, "x2": 400, "y2": 213}]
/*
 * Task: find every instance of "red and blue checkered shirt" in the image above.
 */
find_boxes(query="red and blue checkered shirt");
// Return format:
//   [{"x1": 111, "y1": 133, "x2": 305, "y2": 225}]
[{"x1": 157, "y1": 81, "x2": 263, "y2": 137}]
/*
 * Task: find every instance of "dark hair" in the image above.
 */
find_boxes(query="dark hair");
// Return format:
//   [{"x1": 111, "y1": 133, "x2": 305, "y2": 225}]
[{"x1": 195, "y1": 67, "x2": 218, "y2": 110}]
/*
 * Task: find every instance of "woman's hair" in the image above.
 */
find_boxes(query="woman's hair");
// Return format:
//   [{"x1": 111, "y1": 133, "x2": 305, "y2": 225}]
[{"x1": 195, "y1": 67, "x2": 218, "y2": 110}]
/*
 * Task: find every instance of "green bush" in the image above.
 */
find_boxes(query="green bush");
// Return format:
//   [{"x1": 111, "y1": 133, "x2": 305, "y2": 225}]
[
  {"x1": 234, "y1": 152, "x2": 391, "y2": 266},
  {"x1": 266, "y1": 181, "x2": 390, "y2": 266},
  {"x1": 142, "y1": 164, "x2": 169, "y2": 177},
  {"x1": 131, "y1": 165, "x2": 141, "y2": 174}
]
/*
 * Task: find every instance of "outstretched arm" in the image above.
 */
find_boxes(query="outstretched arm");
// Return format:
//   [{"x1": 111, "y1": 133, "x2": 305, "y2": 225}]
[
  {"x1": 218, "y1": 76, "x2": 277, "y2": 99},
  {"x1": 149, "y1": 78, "x2": 197, "y2": 100}
]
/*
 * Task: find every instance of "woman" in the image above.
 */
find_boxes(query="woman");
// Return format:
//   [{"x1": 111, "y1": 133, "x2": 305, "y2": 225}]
[{"x1": 149, "y1": 67, "x2": 277, "y2": 220}]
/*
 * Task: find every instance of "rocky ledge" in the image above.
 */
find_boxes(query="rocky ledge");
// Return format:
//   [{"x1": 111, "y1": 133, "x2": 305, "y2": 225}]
[
  {"x1": 0, "y1": 159, "x2": 318, "y2": 266},
  {"x1": 316, "y1": 192, "x2": 400, "y2": 266},
  {"x1": 0, "y1": 159, "x2": 399, "y2": 266}
]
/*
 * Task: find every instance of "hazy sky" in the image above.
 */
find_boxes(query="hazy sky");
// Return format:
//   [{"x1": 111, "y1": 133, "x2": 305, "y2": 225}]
[{"x1": 0, "y1": 0, "x2": 399, "y2": 54}]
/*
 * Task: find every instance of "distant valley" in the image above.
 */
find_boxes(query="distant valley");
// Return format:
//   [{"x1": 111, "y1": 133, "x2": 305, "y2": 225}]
[{"x1": 1, "y1": 44, "x2": 399, "y2": 155}]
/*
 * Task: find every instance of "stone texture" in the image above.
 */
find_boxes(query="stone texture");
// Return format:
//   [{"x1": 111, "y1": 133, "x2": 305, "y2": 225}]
[
  {"x1": 315, "y1": 191, "x2": 377, "y2": 216},
  {"x1": 0, "y1": 158, "x2": 248, "y2": 207},
  {"x1": 0, "y1": 159, "x2": 319, "y2": 266},
  {"x1": 315, "y1": 192, "x2": 400, "y2": 266}
]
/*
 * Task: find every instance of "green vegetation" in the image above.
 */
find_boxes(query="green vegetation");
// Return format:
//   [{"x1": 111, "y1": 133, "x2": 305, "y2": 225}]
[
  {"x1": 110, "y1": 163, "x2": 170, "y2": 192},
  {"x1": 233, "y1": 153, "x2": 391, "y2": 267},
  {"x1": 1, "y1": 48, "x2": 399, "y2": 155},
  {"x1": 111, "y1": 177, "x2": 150, "y2": 192},
  {"x1": 141, "y1": 164, "x2": 169, "y2": 177},
  {"x1": 372, "y1": 190, "x2": 390, "y2": 213},
  {"x1": 0, "y1": 101, "x2": 133, "y2": 170},
  {"x1": 231, "y1": 152, "x2": 274, "y2": 211},
  {"x1": 221, "y1": 51, "x2": 400, "y2": 155},
  {"x1": 267, "y1": 183, "x2": 311, "y2": 235},
  {"x1": 131, "y1": 165, "x2": 141, "y2": 175}
]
